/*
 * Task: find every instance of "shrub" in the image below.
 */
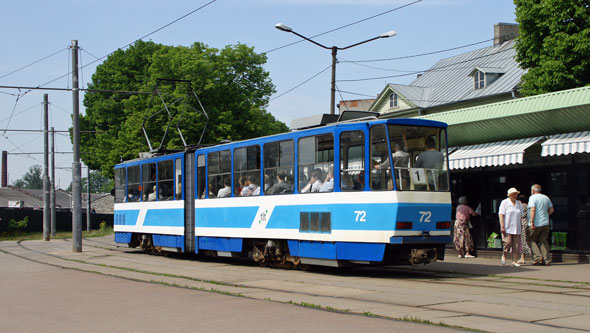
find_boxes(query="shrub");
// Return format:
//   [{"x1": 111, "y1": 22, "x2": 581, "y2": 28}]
[
  {"x1": 7, "y1": 216, "x2": 29, "y2": 233},
  {"x1": 99, "y1": 221, "x2": 107, "y2": 231}
]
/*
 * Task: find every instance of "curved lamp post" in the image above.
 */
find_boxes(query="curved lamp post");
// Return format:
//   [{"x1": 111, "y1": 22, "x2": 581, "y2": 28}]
[{"x1": 276, "y1": 23, "x2": 396, "y2": 115}]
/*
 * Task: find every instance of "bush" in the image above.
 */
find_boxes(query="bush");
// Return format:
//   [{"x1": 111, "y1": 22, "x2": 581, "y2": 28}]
[
  {"x1": 7, "y1": 216, "x2": 29, "y2": 233},
  {"x1": 99, "y1": 221, "x2": 107, "y2": 231}
]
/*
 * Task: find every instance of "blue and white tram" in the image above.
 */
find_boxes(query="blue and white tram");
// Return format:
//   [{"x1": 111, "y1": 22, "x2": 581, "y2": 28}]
[{"x1": 114, "y1": 118, "x2": 452, "y2": 267}]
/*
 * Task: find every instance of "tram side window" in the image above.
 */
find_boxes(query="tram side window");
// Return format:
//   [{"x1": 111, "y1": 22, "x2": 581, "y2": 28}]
[
  {"x1": 298, "y1": 134, "x2": 334, "y2": 193},
  {"x1": 175, "y1": 158, "x2": 182, "y2": 200},
  {"x1": 388, "y1": 125, "x2": 449, "y2": 191},
  {"x1": 370, "y1": 125, "x2": 392, "y2": 191},
  {"x1": 234, "y1": 146, "x2": 261, "y2": 197},
  {"x1": 340, "y1": 131, "x2": 365, "y2": 191},
  {"x1": 157, "y1": 159, "x2": 174, "y2": 201},
  {"x1": 264, "y1": 140, "x2": 294, "y2": 195},
  {"x1": 114, "y1": 168, "x2": 126, "y2": 203},
  {"x1": 197, "y1": 155, "x2": 206, "y2": 199},
  {"x1": 207, "y1": 150, "x2": 231, "y2": 199},
  {"x1": 127, "y1": 165, "x2": 141, "y2": 202},
  {"x1": 142, "y1": 163, "x2": 156, "y2": 201}
]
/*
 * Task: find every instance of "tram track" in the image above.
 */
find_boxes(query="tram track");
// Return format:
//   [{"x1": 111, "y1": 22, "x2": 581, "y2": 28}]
[{"x1": 3, "y1": 238, "x2": 589, "y2": 332}]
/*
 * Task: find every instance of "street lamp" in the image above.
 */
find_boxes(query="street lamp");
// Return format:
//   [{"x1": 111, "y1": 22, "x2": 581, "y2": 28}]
[{"x1": 275, "y1": 23, "x2": 396, "y2": 115}]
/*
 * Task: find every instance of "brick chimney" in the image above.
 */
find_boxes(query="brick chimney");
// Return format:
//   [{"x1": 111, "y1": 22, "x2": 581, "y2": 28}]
[
  {"x1": 494, "y1": 23, "x2": 518, "y2": 47},
  {"x1": 1, "y1": 151, "x2": 7, "y2": 187}
]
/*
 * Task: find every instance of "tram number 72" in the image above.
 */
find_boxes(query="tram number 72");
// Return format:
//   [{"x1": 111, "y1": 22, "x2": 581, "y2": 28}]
[
  {"x1": 354, "y1": 210, "x2": 367, "y2": 222},
  {"x1": 419, "y1": 211, "x2": 432, "y2": 223}
]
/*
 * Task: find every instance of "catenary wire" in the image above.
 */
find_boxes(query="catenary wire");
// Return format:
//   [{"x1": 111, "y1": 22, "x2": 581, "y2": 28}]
[
  {"x1": 0, "y1": 48, "x2": 68, "y2": 81},
  {"x1": 337, "y1": 48, "x2": 514, "y2": 82},
  {"x1": 269, "y1": 64, "x2": 332, "y2": 102},
  {"x1": 263, "y1": 0, "x2": 422, "y2": 54}
]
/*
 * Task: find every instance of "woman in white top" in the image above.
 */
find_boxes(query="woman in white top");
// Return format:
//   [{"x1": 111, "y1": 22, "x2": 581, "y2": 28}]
[{"x1": 498, "y1": 187, "x2": 523, "y2": 267}]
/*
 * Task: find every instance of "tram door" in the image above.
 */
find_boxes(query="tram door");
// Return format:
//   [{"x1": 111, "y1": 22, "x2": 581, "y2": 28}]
[{"x1": 184, "y1": 151, "x2": 196, "y2": 253}]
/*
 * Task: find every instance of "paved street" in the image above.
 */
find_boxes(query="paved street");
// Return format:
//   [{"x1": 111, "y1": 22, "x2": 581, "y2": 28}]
[{"x1": 1, "y1": 236, "x2": 589, "y2": 332}]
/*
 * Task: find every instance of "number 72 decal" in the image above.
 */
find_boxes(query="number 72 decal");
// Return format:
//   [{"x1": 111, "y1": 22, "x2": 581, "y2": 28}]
[{"x1": 419, "y1": 211, "x2": 432, "y2": 222}]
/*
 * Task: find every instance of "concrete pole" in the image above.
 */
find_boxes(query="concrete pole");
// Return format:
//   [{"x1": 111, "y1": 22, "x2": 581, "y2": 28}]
[
  {"x1": 43, "y1": 94, "x2": 50, "y2": 241},
  {"x1": 71, "y1": 40, "x2": 82, "y2": 252},
  {"x1": 87, "y1": 167, "x2": 91, "y2": 232},
  {"x1": 330, "y1": 46, "x2": 337, "y2": 115},
  {"x1": 50, "y1": 127, "x2": 56, "y2": 236}
]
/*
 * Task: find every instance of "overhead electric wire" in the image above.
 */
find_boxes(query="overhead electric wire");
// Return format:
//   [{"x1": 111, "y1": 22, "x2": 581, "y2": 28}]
[
  {"x1": 31, "y1": 0, "x2": 217, "y2": 91},
  {"x1": 337, "y1": 48, "x2": 514, "y2": 82},
  {"x1": 263, "y1": 0, "x2": 422, "y2": 54},
  {"x1": 270, "y1": 64, "x2": 332, "y2": 102},
  {"x1": 0, "y1": 48, "x2": 68, "y2": 81},
  {"x1": 0, "y1": 102, "x2": 42, "y2": 124}
]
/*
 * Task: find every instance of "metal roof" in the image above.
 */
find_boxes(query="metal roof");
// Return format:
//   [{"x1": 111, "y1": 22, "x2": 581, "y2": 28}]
[
  {"x1": 449, "y1": 137, "x2": 542, "y2": 170},
  {"x1": 409, "y1": 39, "x2": 524, "y2": 108},
  {"x1": 416, "y1": 86, "x2": 590, "y2": 146},
  {"x1": 541, "y1": 131, "x2": 590, "y2": 156},
  {"x1": 386, "y1": 84, "x2": 430, "y2": 108}
]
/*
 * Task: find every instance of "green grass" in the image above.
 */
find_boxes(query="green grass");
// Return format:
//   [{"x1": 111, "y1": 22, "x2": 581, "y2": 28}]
[{"x1": 0, "y1": 226, "x2": 114, "y2": 241}]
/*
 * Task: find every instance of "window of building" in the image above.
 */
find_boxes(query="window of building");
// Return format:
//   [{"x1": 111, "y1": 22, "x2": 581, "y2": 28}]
[
  {"x1": 340, "y1": 131, "x2": 365, "y2": 191},
  {"x1": 298, "y1": 134, "x2": 334, "y2": 193},
  {"x1": 389, "y1": 93, "x2": 398, "y2": 107},
  {"x1": 370, "y1": 125, "x2": 391, "y2": 191},
  {"x1": 114, "y1": 168, "x2": 126, "y2": 203},
  {"x1": 157, "y1": 159, "x2": 174, "y2": 201},
  {"x1": 207, "y1": 150, "x2": 231, "y2": 199},
  {"x1": 142, "y1": 163, "x2": 156, "y2": 201},
  {"x1": 264, "y1": 140, "x2": 294, "y2": 195},
  {"x1": 127, "y1": 165, "x2": 141, "y2": 202},
  {"x1": 234, "y1": 146, "x2": 261, "y2": 197},
  {"x1": 474, "y1": 70, "x2": 485, "y2": 89},
  {"x1": 197, "y1": 155, "x2": 206, "y2": 200}
]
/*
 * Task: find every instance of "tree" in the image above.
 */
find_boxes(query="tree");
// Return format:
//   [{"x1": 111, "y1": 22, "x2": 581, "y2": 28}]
[
  {"x1": 515, "y1": 0, "x2": 590, "y2": 96},
  {"x1": 80, "y1": 40, "x2": 288, "y2": 177},
  {"x1": 13, "y1": 165, "x2": 43, "y2": 189},
  {"x1": 66, "y1": 170, "x2": 113, "y2": 193}
]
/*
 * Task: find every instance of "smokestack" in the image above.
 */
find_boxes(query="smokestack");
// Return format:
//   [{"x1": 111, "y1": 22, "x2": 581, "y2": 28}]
[
  {"x1": 2, "y1": 151, "x2": 7, "y2": 187},
  {"x1": 494, "y1": 23, "x2": 519, "y2": 47}
]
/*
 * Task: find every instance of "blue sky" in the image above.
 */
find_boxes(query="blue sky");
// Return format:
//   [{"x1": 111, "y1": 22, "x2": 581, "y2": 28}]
[{"x1": 0, "y1": 0, "x2": 516, "y2": 187}]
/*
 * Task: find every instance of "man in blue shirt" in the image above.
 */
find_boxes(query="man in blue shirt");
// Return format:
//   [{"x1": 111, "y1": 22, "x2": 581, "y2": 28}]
[{"x1": 528, "y1": 184, "x2": 554, "y2": 266}]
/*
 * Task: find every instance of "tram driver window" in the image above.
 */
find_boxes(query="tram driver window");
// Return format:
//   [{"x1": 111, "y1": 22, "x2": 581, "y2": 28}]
[
  {"x1": 340, "y1": 131, "x2": 365, "y2": 191},
  {"x1": 114, "y1": 168, "x2": 126, "y2": 203},
  {"x1": 298, "y1": 134, "x2": 334, "y2": 193},
  {"x1": 370, "y1": 125, "x2": 392, "y2": 191},
  {"x1": 234, "y1": 146, "x2": 261, "y2": 197},
  {"x1": 127, "y1": 165, "x2": 141, "y2": 202},
  {"x1": 157, "y1": 159, "x2": 174, "y2": 201},
  {"x1": 264, "y1": 140, "x2": 294, "y2": 195}
]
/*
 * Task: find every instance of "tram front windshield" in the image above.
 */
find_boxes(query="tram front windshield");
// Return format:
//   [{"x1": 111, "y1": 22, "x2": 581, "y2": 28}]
[{"x1": 387, "y1": 125, "x2": 449, "y2": 192}]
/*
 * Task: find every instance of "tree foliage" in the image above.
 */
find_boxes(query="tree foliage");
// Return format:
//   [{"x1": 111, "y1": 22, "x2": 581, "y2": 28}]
[
  {"x1": 13, "y1": 165, "x2": 43, "y2": 189},
  {"x1": 67, "y1": 170, "x2": 113, "y2": 193},
  {"x1": 80, "y1": 41, "x2": 288, "y2": 177},
  {"x1": 515, "y1": 0, "x2": 590, "y2": 96}
]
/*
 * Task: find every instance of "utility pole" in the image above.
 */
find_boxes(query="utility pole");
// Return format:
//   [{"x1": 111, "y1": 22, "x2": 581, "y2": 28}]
[
  {"x1": 87, "y1": 167, "x2": 91, "y2": 232},
  {"x1": 43, "y1": 94, "x2": 50, "y2": 241},
  {"x1": 71, "y1": 40, "x2": 82, "y2": 252},
  {"x1": 50, "y1": 127, "x2": 56, "y2": 236}
]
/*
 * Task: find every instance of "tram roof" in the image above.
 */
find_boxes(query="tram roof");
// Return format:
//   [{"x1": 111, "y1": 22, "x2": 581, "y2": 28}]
[{"x1": 116, "y1": 117, "x2": 446, "y2": 167}]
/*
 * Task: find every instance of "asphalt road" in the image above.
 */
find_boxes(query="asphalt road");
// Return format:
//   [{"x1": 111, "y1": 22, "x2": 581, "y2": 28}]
[{"x1": 0, "y1": 243, "x2": 455, "y2": 333}]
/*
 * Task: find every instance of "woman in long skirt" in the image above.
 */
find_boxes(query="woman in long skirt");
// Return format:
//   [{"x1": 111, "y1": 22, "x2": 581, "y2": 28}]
[
  {"x1": 518, "y1": 193, "x2": 532, "y2": 264},
  {"x1": 454, "y1": 196, "x2": 478, "y2": 258}
]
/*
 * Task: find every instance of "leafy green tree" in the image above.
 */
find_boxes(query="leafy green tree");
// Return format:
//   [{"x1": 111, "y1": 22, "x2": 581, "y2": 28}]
[
  {"x1": 80, "y1": 40, "x2": 288, "y2": 177},
  {"x1": 13, "y1": 165, "x2": 43, "y2": 189},
  {"x1": 66, "y1": 170, "x2": 113, "y2": 193},
  {"x1": 515, "y1": 0, "x2": 590, "y2": 96}
]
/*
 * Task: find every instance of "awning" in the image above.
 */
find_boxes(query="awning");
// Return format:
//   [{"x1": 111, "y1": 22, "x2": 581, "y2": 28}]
[
  {"x1": 449, "y1": 137, "x2": 542, "y2": 170},
  {"x1": 541, "y1": 131, "x2": 590, "y2": 156}
]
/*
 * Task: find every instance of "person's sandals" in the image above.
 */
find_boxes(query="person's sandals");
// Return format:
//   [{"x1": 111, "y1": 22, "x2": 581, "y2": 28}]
[
  {"x1": 517, "y1": 259, "x2": 525, "y2": 264},
  {"x1": 511, "y1": 262, "x2": 521, "y2": 267},
  {"x1": 464, "y1": 254, "x2": 475, "y2": 258},
  {"x1": 501, "y1": 255, "x2": 506, "y2": 265}
]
